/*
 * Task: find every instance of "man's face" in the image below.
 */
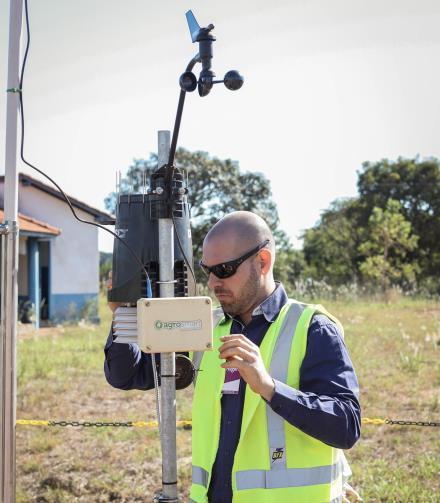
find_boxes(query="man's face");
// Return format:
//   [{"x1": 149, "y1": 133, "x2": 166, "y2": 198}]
[{"x1": 202, "y1": 236, "x2": 262, "y2": 317}]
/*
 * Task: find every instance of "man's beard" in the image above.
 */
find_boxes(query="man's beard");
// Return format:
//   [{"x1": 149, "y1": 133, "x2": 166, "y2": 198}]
[{"x1": 214, "y1": 264, "x2": 260, "y2": 317}]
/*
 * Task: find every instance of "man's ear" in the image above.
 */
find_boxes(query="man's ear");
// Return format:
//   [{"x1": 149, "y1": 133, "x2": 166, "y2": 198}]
[{"x1": 258, "y1": 249, "x2": 272, "y2": 275}]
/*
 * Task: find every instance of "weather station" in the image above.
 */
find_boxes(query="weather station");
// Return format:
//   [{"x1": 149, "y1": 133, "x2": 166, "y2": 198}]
[
  {"x1": 108, "y1": 11, "x2": 243, "y2": 501},
  {"x1": 1, "y1": 3, "x2": 243, "y2": 502}
]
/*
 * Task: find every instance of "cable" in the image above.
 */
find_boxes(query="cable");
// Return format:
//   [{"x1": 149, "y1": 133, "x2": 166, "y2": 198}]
[
  {"x1": 19, "y1": 0, "x2": 196, "y2": 299},
  {"x1": 151, "y1": 354, "x2": 162, "y2": 431},
  {"x1": 18, "y1": 0, "x2": 151, "y2": 290},
  {"x1": 167, "y1": 165, "x2": 198, "y2": 295},
  {"x1": 172, "y1": 212, "x2": 198, "y2": 296}
]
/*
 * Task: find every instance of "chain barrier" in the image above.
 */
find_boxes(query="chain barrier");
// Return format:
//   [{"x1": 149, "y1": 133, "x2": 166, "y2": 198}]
[
  {"x1": 16, "y1": 418, "x2": 439, "y2": 428},
  {"x1": 385, "y1": 419, "x2": 440, "y2": 427},
  {"x1": 16, "y1": 419, "x2": 192, "y2": 429},
  {"x1": 361, "y1": 418, "x2": 385, "y2": 425}
]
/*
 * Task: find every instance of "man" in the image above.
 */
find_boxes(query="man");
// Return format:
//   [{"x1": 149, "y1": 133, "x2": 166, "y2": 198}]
[{"x1": 105, "y1": 211, "x2": 361, "y2": 502}]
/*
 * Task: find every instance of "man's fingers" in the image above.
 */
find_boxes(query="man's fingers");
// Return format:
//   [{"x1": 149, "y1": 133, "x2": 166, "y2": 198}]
[
  {"x1": 108, "y1": 302, "x2": 122, "y2": 313},
  {"x1": 219, "y1": 336, "x2": 256, "y2": 354},
  {"x1": 221, "y1": 358, "x2": 247, "y2": 371},
  {"x1": 219, "y1": 341, "x2": 255, "y2": 356},
  {"x1": 343, "y1": 483, "x2": 362, "y2": 502},
  {"x1": 220, "y1": 346, "x2": 255, "y2": 363},
  {"x1": 220, "y1": 334, "x2": 249, "y2": 343}
]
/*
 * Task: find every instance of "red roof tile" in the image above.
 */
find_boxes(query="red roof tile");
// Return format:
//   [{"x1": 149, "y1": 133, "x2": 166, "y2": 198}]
[{"x1": 0, "y1": 209, "x2": 61, "y2": 236}]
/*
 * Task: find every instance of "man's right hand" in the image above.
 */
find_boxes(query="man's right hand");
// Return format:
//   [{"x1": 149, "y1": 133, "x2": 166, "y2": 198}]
[{"x1": 107, "y1": 270, "x2": 122, "y2": 313}]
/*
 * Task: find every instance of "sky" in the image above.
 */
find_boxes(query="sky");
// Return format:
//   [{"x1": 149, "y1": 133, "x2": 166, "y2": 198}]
[{"x1": 1, "y1": 0, "x2": 440, "y2": 252}]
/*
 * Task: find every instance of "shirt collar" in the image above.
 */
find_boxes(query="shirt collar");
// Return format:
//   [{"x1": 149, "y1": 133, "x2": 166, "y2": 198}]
[{"x1": 219, "y1": 282, "x2": 288, "y2": 325}]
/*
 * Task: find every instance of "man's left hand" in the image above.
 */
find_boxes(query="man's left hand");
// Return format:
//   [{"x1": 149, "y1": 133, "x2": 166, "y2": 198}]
[
  {"x1": 219, "y1": 334, "x2": 275, "y2": 401},
  {"x1": 343, "y1": 483, "x2": 362, "y2": 502}
]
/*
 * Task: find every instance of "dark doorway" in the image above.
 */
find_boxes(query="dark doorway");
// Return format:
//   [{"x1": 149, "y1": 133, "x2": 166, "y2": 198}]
[{"x1": 39, "y1": 241, "x2": 50, "y2": 321}]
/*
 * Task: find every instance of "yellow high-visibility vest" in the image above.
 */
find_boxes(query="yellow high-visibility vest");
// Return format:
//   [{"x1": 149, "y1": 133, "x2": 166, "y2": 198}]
[{"x1": 190, "y1": 300, "x2": 344, "y2": 503}]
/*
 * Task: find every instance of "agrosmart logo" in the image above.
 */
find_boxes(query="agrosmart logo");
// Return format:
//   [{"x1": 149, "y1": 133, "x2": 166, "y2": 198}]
[{"x1": 154, "y1": 319, "x2": 202, "y2": 331}]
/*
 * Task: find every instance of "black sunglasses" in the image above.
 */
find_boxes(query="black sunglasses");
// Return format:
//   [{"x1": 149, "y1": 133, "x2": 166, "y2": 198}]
[{"x1": 199, "y1": 239, "x2": 270, "y2": 279}]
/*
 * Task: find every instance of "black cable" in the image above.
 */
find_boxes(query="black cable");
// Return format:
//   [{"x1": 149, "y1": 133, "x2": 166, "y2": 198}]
[
  {"x1": 19, "y1": 0, "x2": 151, "y2": 287},
  {"x1": 171, "y1": 211, "x2": 197, "y2": 296},
  {"x1": 166, "y1": 164, "x2": 197, "y2": 295},
  {"x1": 19, "y1": 0, "x2": 196, "y2": 297}
]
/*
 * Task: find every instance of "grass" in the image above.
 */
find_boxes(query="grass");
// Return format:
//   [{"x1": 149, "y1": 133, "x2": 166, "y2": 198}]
[{"x1": 15, "y1": 294, "x2": 440, "y2": 502}]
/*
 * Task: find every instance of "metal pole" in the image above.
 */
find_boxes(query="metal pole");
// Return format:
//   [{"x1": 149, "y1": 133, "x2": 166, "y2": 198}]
[
  {"x1": 156, "y1": 130, "x2": 178, "y2": 502},
  {"x1": 1, "y1": 1, "x2": 23, "y2": 501}
]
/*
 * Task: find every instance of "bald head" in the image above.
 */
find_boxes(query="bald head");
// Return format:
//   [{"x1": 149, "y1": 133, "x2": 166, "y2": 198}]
[
  {"x1": 202, "y1": 212, "x2": 277, "y2": 319},
  {"x1": 204, "y1": 211, "x2": 275, "y2": 259}
]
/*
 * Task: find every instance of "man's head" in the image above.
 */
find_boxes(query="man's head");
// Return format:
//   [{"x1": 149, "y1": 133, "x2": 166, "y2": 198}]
[{"x1": 201, "y1": 211, "x2": 276, "y2": 318}]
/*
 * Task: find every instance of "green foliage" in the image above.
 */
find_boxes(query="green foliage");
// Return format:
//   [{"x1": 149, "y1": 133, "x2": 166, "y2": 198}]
[
  {"x1": 104, "y1": 148, "x2": 299, "y2": 282},
  {"x1": 273, "y1": 247, "x2": 305, "y2": 289},
  {"x1": 99, "y1": 251, "x2": 112, "y2": 286},
  {"x1": 104, "y1": 152, "x2": 438, "y2": 294},
  {"x1": 358, "y1": 199, "x2": 419, "y2": 290},
  {"x1": 302, "y1": 157, "x2": 440, "y2": 293},
  {"x1": 358, "y1": 157, "x2": 440, "y2": 281},
  {"x1": 302, "y1": 198, "x2": 362, "y2": 285}
]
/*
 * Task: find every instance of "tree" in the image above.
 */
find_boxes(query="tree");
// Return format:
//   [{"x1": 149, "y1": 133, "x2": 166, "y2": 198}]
[
  {"x1": 274, "y1": 247, "x2": 306, "y2": 293},
  {"x1": 99, "y1": 252, "x2": 112, "y2": 287},
  {"x1": 302, "y1": 198, "x2": 363, "y2": 285},
  {"x1": 358, "y1": 199, "x2": 419, "y2": 290},
  {"x1": 357, "y1": 157, "x2": 440, "y2": 280},
  {"x1": 301, "y1": 157, "x2": 440, "y2": 292},
  {"x1": 104, "y1": 148, "x2": 299, "y2": 283}
]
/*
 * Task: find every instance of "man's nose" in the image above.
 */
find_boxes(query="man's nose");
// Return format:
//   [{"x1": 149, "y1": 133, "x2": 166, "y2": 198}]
[{"x1": 207, "y1": 272, "x2": 222, "y2": 290}]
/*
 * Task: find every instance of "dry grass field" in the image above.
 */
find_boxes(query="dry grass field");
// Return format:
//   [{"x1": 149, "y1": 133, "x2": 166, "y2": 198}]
[{"x1": 16, "y1": 294, "x2": 440, "y2": 502}]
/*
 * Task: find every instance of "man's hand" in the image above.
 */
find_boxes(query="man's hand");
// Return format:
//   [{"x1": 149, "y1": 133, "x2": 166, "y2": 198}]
[
  {"x1": 219, "y1": 334, "x2": 275, "y2": 401},
  {"x1": 107, "y1": 270, "x2": 122, "y2": 313},
  {"x1": 343, "y1": 482, "x2": 362, "y2": 502}
]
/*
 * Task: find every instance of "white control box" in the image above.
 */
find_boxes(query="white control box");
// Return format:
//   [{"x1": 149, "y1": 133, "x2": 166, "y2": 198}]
[{"x1": 136, "y1": 296, "x2": 214, "y2": 353}]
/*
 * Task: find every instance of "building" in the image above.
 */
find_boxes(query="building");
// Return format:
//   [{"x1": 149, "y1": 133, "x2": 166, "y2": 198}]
[{"x1": 0, "y1": 173, "x2": 113, "y2": 326}]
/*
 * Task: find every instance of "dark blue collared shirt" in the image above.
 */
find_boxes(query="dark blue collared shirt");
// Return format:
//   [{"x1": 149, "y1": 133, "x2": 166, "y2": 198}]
[{"x1": 104, "y1": 284, "x2": 361, "y2": 503}]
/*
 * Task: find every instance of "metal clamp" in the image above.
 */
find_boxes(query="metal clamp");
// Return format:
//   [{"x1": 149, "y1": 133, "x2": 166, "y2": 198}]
[
  {"x1": 0, "y1": 221, "x2": 19, "y2": 236},
  {"x1": 0, "y1": 224, "x2": 10, "y2": 235},
  {"x1": 155, "y1": 280, "x2": 178, "y2": 284}
]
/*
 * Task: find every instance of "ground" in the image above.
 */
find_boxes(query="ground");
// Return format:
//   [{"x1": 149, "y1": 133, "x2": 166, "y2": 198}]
[{"x1": 16, "y1": 294, "x2": 440, "y2": 502}]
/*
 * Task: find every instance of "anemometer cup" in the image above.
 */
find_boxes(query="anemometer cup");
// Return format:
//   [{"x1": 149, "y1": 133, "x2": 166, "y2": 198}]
[
  {"x1": 179, "y1": 71, "x2": 198, "y2": 92},
  {"x1": 198, "y1": 69, "x2": 215, "y2": 97},
  {"x1": 223, "y1": 70, "x2": 244, "y2": 91}
]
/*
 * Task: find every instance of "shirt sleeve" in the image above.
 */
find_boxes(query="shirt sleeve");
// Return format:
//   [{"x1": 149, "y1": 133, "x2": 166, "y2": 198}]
[
  {"x1": 268, "y1": 314, "x2": 361, "y2": 449},
  {"x1": 104, "y1": 325, "x2": 158, "y2": 390}
]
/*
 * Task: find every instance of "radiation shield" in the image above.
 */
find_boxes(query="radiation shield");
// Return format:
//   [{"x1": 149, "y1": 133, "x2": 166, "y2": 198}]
[{"x1": 136, "y1": 297, "x2": 213, "y2": 353}]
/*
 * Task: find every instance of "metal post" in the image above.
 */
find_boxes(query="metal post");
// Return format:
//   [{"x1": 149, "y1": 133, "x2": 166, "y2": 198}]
[
  {"x1": 1, "y1": 1, "x2": 23, "y2": 500},
  {"x1": 0, "y1": 223, "x2": 19, "y2": 503},
  {"x1": 156, "y1": 130, "x2": 178, "y2": 502}
]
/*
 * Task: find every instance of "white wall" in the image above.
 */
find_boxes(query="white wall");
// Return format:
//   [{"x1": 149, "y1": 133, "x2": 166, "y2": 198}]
[{"x1": 1, "y1": 181, "x2": 99, "y2": 295}]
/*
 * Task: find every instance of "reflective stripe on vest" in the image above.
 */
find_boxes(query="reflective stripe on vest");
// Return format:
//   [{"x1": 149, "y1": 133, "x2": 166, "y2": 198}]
[
  {"x1": 234, "y1": 300, "x2": 342, "y2": 497},
  {"x1": 192, "y1": 465, "x2": 209, "y2": 488},
  {"x1": 235, "y1": 460, "x2": 342, "y2": 490},
  {"x1": 266, "y1": 301, "x2": 305, "y2": 473}
]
